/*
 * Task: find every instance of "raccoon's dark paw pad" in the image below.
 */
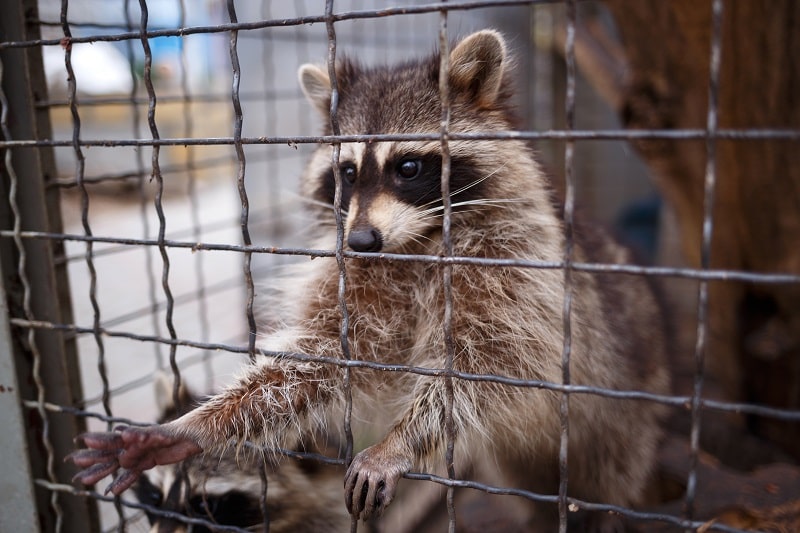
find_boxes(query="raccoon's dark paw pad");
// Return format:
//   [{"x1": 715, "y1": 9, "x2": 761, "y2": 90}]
[{"x1": 344, "y1": 445, "x2": 412, "y2": 520}]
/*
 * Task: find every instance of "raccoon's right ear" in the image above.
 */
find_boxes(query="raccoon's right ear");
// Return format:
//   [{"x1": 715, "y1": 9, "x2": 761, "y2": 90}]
[
  {"x1": 298, "y1": 64, "x2": 332, "y2": 116},
  {"x1": 448, "y1": 30, "x2": 508, "y2": 108}
]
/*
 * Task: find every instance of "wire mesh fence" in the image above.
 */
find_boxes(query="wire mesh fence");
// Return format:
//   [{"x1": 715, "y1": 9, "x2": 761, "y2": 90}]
[{"x1": 1, "y1": 1, "x2": 799, "y2": 532}]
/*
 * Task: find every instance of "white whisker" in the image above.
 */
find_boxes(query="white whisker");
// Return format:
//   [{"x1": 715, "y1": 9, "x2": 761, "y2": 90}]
[
  {"x1": 450, "y1": 163, "x2": 507, "y2": 197},
  {"x1": 420, "y1": 198, "x2": 528, "y2": 217},
  {"x1": 451, "y1": 198, "x2": 528, "y2": 209},
  {"x1": 288, "y1": 191, "x2": 349, "y2": 216},
  {"x1": 417, "y1": 163, "x2": 508, "y2": 210}
]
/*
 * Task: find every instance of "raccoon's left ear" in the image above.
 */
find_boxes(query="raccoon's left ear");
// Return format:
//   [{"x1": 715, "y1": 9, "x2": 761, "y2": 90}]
[
  {"x1": 298, "y1": 64, "x2": 332, "y2": 116},
  {"x1": 153, "y1": 370, "x2": 194, "y2": 418},
  {"x1": 448, "y1": 30, "x2": 508, "y2": 108}
]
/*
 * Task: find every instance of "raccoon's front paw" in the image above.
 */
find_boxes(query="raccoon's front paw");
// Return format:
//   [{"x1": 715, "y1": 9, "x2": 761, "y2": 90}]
[
  {"x1": 344, "y1": 445, "x2": 412, "y2": 519},
  {"x1": 68, "y1": 424, "x2": 202, "y2": 495}
]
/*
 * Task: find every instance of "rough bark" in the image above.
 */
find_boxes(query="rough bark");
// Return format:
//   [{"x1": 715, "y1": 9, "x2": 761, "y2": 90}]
[{"x1": 581, "y1": 0, "x2": 800, "y2": 458}]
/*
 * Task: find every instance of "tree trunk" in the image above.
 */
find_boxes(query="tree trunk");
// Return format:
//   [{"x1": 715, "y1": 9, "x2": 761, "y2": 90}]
[{"x1": 590, "y1": 0, "x2": 800, "y2": 459}]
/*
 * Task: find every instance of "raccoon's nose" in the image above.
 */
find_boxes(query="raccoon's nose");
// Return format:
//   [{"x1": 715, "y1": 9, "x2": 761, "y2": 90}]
[{"x1": 348, "y1": 227, "x2": 383, "y2": 252}]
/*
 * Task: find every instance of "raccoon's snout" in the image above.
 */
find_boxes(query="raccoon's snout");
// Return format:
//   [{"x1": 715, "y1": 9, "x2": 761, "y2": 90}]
[{"x1": 348, "y1": 226, "x2": 383, "y2": 252}]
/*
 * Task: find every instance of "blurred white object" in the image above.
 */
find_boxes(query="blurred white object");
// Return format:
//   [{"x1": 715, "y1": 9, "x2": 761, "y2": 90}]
[{"x1": 43, "y1": 41, "x2": 133, "y2": 96}]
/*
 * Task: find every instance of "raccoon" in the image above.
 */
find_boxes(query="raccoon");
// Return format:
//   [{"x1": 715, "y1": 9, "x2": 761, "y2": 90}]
[
  {"x1": 71, "y1": 30, "x2": 670, "y2": 530},
  {"x1": 132, "y1": 375, "x2": 350, "y2": 533}
]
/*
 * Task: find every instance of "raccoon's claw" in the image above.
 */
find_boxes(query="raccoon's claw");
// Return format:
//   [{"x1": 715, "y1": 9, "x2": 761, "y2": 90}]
[
  {"x1": 70, "y1": 460, "x2": 119, "y2": 486},
  {"x1": 344, "y1": 445, "x2": 411, "y2": 519},
  {"x1": 103, "y1": 468, "x2": 141, "y2": 496}
]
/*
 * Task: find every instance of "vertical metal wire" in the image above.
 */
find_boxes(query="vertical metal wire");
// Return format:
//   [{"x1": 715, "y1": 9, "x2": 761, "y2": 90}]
[
  {"x1": 60, "y1": 0, "x2": 124, "y2": 526},
  {"x1": 137, "y1": 0, "x2": 182, "y2": 417},
  {"x1": 258, "y1": 4, "x2": 275, "y2": 527},
  {"x1": 323, "y1": 2, "x2": 357, "y2": 531},
  {"x1": 227, "y1": 0, "x2": 258, "y2": 363},
  {"x1": 178, "y1": 0, "x2": 214, "y2": 393},
  {"x1": 171, "y1": 3, "x2": 218, "y2": 529},
  {"x1": 558, "y1": 1, "x2": 577, "y2": 531},
  {"x1": 0, "y1": 53, "x2": 65, "y2": 533},
  {"x1": 437, "y1": 5, "x2": 458, "y2": 532},
  {"x1": 59, "y1": 0, "x2": 113, "y2": 422},
  {"x1": 258, "y1": 458, "x2": 271, "y2": 533},
  {"x1": 684, "y1": 0, "x2": 724, "y2": 522},
  {"x1": 123, "y1": 0, "x2": 165, "y2": 372}
]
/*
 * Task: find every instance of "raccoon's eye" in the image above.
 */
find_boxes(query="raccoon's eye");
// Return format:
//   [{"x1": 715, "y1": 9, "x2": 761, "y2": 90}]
[
  {"x1": 133, "y1": 476, "x2": 163, "y2": 507},
  {"x1": 396, "y1": 159, "x2": 421, "y2": 180},
  {"x1": 340, "y1": 163, "x2": 357, "y2": 184},
  {"x1": 189, "y1": 495, "x2": 219, "y2": 518}
]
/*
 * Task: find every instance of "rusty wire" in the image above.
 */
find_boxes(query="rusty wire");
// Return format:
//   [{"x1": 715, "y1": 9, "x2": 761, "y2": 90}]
[
  {"x1": 227, "y1": 0, "x2": 258, "y2": 365},
  {"x1": 685, "y1": 0, "x2": 724, "y2": 521},
  {"x1": 3, "y1": 128, "x2": 800, "y2": 151},
  {"x1": 6, "y1": 228, "x2": 800, "y2": 285},
  {"x1": 436, "y1": 3, "x2": 458, "y2": 529},
  {"x1": 322, "y1": 3, "x2": 358, "y2": 532},
  {"x1": 123, "y1": 0, "x2": 165, "y2": 372},
  {"x1": 177, "y1": 0, "x2": 214, "y2": 391},
  {"x1": 558, "y1": 0, "x2": 576, "y2": 530},
  {"x1": 136, "y1": 0, "x2": 184, "y2": 425}
]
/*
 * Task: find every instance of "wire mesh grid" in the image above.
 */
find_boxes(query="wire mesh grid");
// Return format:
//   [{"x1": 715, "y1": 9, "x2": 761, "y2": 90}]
[{"x1": 1, "y1": 1, "x2": 799, "y2": 532}]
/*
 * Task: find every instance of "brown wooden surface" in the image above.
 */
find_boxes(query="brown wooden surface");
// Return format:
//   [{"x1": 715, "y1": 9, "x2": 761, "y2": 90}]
[
  {"x1": 572, "y1": 0, "x2": 800, "y2": 459},
  {"x1": 638, "y1": 437, "x2": 800, "y2": 532}
]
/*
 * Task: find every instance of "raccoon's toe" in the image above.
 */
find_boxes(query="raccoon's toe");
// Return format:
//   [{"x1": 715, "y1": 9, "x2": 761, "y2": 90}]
[{"x1": 344, "y1": 445, "x2": 411, "y2": 519}]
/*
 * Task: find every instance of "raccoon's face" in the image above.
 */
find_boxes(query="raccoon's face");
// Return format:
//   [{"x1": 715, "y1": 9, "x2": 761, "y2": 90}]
[
  {"x1": 299, "y1": 30, "x2": 514, "y2": 253},
  {"x1": 304, "y1": 139, "x2": 499, "y2": 253},
  {"x1": 134, "y1": 461, "x2": 264, "y2": 533}
]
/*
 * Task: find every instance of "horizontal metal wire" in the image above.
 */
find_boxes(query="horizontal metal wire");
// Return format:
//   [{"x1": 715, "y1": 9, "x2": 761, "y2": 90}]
[
  {"x1": 78, "y1": 340, "x2": 245, "y2": 408},
  {"x1": 34, "y1": 17, "x2": 433, "y2": 48},
  {"x1": 3, "y1": 229, "x2": 799, "y2": 284},
  {"x1": 48, "y1": 148, "x2": 305, "y2": 190},
  {"x1": 11, "y1": 316, "x2": 800, "y2": 423},
  {"x1": 56, "y1": 207, "x2": 285, "y2": 264},
  {"x1": 24, "y1": 457, "x2": 777, "y2": 533},
  {"x1": 1, "y1": 0, "x2": 576, "y2": 50},
  {"x1": 34, "y1": 481, "x2": 253, "y2": 533},
  {"x1": 96, "y1": 261, "x2": 274, "y2": 331},
  {"x1": 401, "y1": 472, "x2": 752, "y2": 533},
  {"x1": 37, "y1": 88, "x2": 303, "y2": 109},
  {"x1": 23, "y1": 399, "x2": 152, "y2": 428},
  {"x1": 4, "y1": 128, "x2": 800, "y2": 149}
]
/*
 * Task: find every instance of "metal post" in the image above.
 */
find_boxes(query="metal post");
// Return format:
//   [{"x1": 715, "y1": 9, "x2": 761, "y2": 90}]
[
  {"x1": 0, "y1": 267, "x2": 40, "y2": 533},
  {"x1": 0, "y1": 0, "x2": 98, "y2": 531}
]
